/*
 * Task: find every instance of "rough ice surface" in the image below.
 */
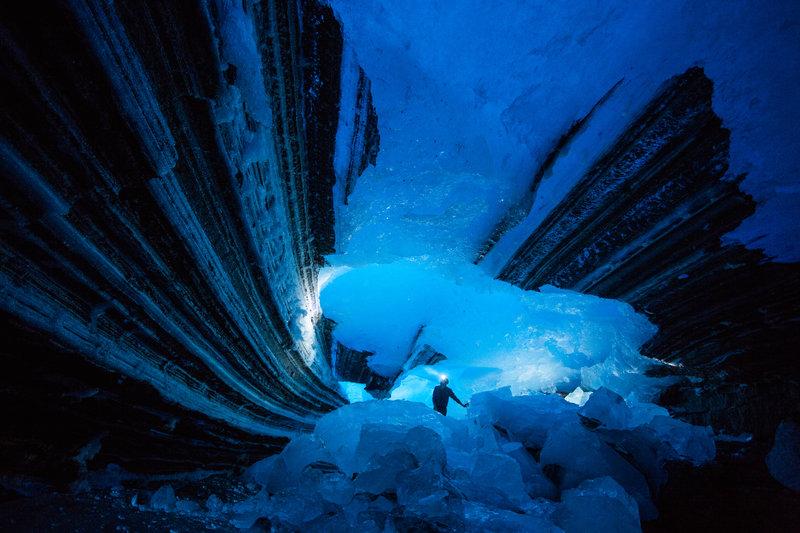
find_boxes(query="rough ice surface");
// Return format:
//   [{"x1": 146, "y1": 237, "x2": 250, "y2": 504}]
[
  {"x1": 149, "y1": 484, "x2": 177, "y2": 512},
  {"x1": 193, "y1": 396, "x2": 716, "y2": 530},
  {"x1": 339, "y1": 380, "x2": 374, "y2": 403},
  {"x1": 766, "y1": 421, "x2": 800, "y2": 492},
  {"x1": 321, "y1": 260, "x2": 666, "y2": 408},
  {"x1": 326, "y1": 0, "x2": 800, "y2": 264},
  {"x1": 554, "y1": 476, "x2": 641, "y2": 533},
  {"x1": 565, "y1": 386, "x2": 592, "y2": 406},
  {"x1": 579, "y1": 387, "x2": 634, "y2": 430}
]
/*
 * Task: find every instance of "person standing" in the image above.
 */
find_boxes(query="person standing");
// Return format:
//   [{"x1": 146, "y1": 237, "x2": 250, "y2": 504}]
[{"x1": 432, "y1": 376, "x2": 467, "y2": 416}]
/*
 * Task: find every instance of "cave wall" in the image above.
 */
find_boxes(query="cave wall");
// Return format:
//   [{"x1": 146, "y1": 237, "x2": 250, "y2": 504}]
[
  {"x1": 0, "y1": 0, "x2": 377, "y2": 479},
  {"x1": 2, "y1": 0, "x2": 798, "y2": 487},
  {"x1": 491, "y1": 68, "x2": 800, "y2": 437}
]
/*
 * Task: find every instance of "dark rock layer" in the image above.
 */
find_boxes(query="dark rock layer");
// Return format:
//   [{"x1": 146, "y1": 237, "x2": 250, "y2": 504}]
[
  {"x1": 1, "y1": 0, "x2": 798, "y2": 501},
  {"x1": 494, "y1": 67, "x2": 800, "y2": 437},
  {"x1": 0, "y1": 0, "x2": 379, "y2": 478}
]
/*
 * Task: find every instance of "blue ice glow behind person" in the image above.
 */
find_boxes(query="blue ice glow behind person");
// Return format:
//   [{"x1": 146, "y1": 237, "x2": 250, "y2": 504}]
[
  {"x1": 432, "y1": 375, "x2": 467, "y2": 416},
  {"x1": 320, "y1": 260, "x2": 665, "y2": 418}
]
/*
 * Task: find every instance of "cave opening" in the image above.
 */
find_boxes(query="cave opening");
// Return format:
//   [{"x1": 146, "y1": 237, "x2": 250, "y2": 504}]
[{"x1": 1, "y1": 0, "x2": 799, "y2": 531}]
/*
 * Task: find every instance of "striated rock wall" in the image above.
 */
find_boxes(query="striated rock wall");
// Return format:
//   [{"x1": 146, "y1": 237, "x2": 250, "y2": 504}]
[
  {"x1": 0, "y1": 0, "x2": 375, "y2": 476},
  {"x1": 492, "y1": 67, "x2": 800, "y2": 434}
]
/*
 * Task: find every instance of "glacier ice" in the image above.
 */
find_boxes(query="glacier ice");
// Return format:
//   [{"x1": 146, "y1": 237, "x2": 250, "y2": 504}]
[
  {"x1": 554, "y1": 476, "x2": 641, "y2": 533},
  {"x1": 210, "y1": 394, "x2": 717, "y2": 530},
  {"x1": 149, "y1": 484, "x2": 177, "y2": 512},
  {"x1": 321, "y1": 259, "x2": 668, "y2": 409},
  {"x1": 565, "y1": 386, "x2": 592, "y2": 406},
  {"x1": 766, "y1": 421, "x2": 800, "y2": 491},
  {"x1": 326, "y1": 0, "x2": 800, "y2": 264},
  {"x1": 579, "y1": 387, "x2": 634, "y2": 429}
]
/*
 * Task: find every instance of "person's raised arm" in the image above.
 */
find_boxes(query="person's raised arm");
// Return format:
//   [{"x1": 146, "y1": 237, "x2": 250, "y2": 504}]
[{"x1": 449, "y1": 388, "x2": 468, "y2": 408}]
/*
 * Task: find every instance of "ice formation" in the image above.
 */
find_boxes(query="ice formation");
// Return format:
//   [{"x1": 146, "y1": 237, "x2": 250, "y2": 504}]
[
  {"x1": 766, "y1": 421, "x2": 800, "y2": 492},
  {"x1": 205, "y1": 394, "x2": 714, "y2": 530},
  {"x1": 2, "y1": 0, "x2": 798, "y2": 530},
  {"x1": 326, "y1": 0, "x2": 800, "y2": 264},
  {"x1": 321, "y1": 259, "x2": 667, "y2": 412}
]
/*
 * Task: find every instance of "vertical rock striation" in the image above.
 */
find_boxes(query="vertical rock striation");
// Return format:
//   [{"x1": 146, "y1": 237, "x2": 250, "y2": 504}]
[
  {"x1": 492, "y1": 67, "x2": 800, "y2": 434},
  {"x1": 0, "y1": 0, "x2": 375, "y2": 477}
]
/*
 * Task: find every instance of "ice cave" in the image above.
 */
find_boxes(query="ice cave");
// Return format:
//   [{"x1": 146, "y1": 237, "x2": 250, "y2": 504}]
[{"x1": 1, "y1": 0, "x2": 799, "y2": 531}]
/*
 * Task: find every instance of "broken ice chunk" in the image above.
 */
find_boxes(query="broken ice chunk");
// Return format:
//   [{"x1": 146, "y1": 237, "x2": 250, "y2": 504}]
[
  {"x1": 149, "y1": 484, "x2": 176, "y2": 511},
  {"x1": 463, "y1": 500, "x2": 563, "y2": 532},
  {"x1": 404, "y1": 425, "x2": 447, "y2": 473},
  {"x1": 554, "y1": 476, "x2": 641, "y2": 533},
  {"x1": 579, "y1": 387, "x2": 632, "y2": 429},
  {"x1": 502, "y1": 442, "x2": 558, "y2": 500},
  {"x1": 565, "y1": 386, "x2": 592, "y2": 406},
  {"x1": 766, "y1": 421, "x2": 800, "y2": 491},
  {"x1": 470, "y1": 451, "x2": 528, "y2": 503},
  {"x1": 540, "y1": 420, "x2": 657, "y2": 520},
  {"x1": 278, "y1": 433, "x2": 334, "y2": 483},
  {"x1": 645, "y1": 415, "x2": 715, "y2": 465},
  {"x1": 355, "y1": 424, "x2": 408, "y2": 472},
  {"x1": 469, "y1": 389, "x2": 579, "y2": 449},
  {"x1": 206, "y1": 493, "x2": 223, "y2": 513},
  {"x1": 354, "y1": 449, "x2": 417, "y2": 494}
]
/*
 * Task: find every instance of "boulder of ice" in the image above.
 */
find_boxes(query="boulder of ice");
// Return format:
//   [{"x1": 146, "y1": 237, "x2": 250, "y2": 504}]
[
  {"x1": 470, "y1": 451, "x2": 528, "y2": 503},
  {"x1": 503, "y1": 442, "x2": 558, "y2": 500},
  {"x1": 149, "y1": 484, "x2": 176, "y2": 511},
  {"x1": 579, "y1": 387, "x2": 633, "y2": 429},
  {"x1": 468, "y1": 420, "x2": 503, "y2": 453},
  {"x1": 645, "y1": 415, "x2": 715, "y2": 465},
  {"x1": 279, "y1": 433, "x2": 335, "y2": 483},
  {"x1": 444, "y1": 447, "x2": 474, "y2": 480},
  {"x1": 554, "y1": 476, "x2": 641, "y2": 533},
  {"x1": 625, "y1": 394, "x2": 671, "y2": 427},
  {"x1": 463, "y1": 500, "x2": 563, "y2": 533},
  {"x1": 565, "y1": 386, "x2": 592, "y2": 406},
  {"x1": 267, "y1": 489, "x2": 327, "y2": 529},
  {"x1": 206, "y1": 494, "x2": 224, "y2": 513},
  {"x1": 766, "y1": 421, "x2": 800, "y2": 492},
  {"x1": 540, "y1": 420, "x2": 657, "y2": 520},
  {"x1": 404, "y1": 425, "x2": 447, "y2": 473},
  {"x1": 341, "y1": 492, "x2": 369, "y2": 528},
  {"x1": 241, "y1": 455, "x2": 278, "y2": 486},
  {"x1": 354, "y1": 424, "x2": 409, "y2": 472},
  {"x1": 396, "y1": 462, "x2": 465, "y2": 529},
  {"x1": 396, "y1": 462, "x2": 444, "y2": 506},
  {"x1": 355, "y1": 449, "x2": 418, "y2": 495},
  {"x1": 593, "y1": 426, "x2": 667, "y2": 493},
  {"x1": 314, "y1": 400, "x2": 464, "y2": 475},
  {"x1": 230, "y1": 489, "x2": 270, "y2": 529},
  {"x1": 242, "y1": 455, "x2": 293, "y2": 493},
  {"x1": 343, "y1": 494, "x2": 395, "y2": 531},
  {"x1": 175, "y1": 499, "x2": 200, "y2": 514},
  {"x1": 469, "y1": 389, "x2": 579, "y2": 449},
  {"x1": 310, "y1": 470, "x2": 355, "y2": 506}
]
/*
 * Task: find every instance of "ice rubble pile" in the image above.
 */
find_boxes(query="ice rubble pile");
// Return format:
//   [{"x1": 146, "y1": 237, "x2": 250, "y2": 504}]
[{"x1": 215, "y1": 389, "x2": 714, "y2": 531}]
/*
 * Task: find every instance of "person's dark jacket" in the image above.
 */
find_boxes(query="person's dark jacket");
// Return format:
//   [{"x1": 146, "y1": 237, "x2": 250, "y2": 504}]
[{"x1": 432, "y1": 384, "x2": 464, "y2": 415}]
